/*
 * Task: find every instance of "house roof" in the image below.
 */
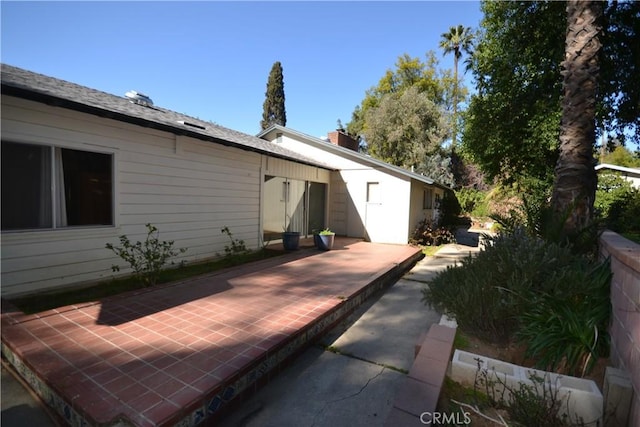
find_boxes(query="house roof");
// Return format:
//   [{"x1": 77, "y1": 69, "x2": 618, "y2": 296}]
[
  {"x1": 0, "y1": 64, "x2": 333, "y2": 170},
  {"x1": 258, "y1": 124, "x2": 451, "y2": 190},
  {"x1": 595, "y1": 163, "x2": 640, "y2": 176}
]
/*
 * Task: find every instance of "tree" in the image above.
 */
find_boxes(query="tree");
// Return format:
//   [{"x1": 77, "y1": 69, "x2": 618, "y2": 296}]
[
  {"x1": 463, "y1": 1, "x2": 640, "y2": 191},
  {"x1": 600, "y1": 145, "x2": 640, "y2": 168},
  {"x1": 260, "y1": 61, "x2": 286, "y2": 130},
  {"x1": 439, "y1": 25, "x2": 474, "y2": 149},
  {"x1": 347, "y1": 52, "x2": 453, "y2": 141},
  {"x1": 550, "y1": 0, "x2": 603, "y2": 235},
  {"x1": 463, "y1": 1, "x2": 566, "y2": 189},
  {"x1": 599, "y1": 1, "x2": 640, "y2": 145},
  {"x1": 363, "y1": 86, "x2": 445, "y2": 170}
]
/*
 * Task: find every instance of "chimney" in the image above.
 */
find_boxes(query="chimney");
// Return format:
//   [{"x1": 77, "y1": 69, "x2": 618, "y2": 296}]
[{"x1": 327, "y1": 130, "x2": 359, "y2": 151}]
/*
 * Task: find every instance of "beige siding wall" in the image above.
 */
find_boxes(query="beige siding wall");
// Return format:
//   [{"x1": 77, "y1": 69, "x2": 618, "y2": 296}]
[
  {"x1": 262, "y1": 156, "x2": 330, "y2": 183},
  {"x1": 1, "y1": 97, "x2": 317, "y2": 297},
  {"x1": 408, "y1": 183, "x2": 445, "y2": 237}
]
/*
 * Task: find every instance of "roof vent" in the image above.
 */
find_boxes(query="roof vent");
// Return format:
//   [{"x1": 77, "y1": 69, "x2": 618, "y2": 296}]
[
  {"x1": 177, "y1": 120, "x2": 206, "y2": 130},
  {"x1": 125, "y1": 90, "x2": 153, "y2": 107}
]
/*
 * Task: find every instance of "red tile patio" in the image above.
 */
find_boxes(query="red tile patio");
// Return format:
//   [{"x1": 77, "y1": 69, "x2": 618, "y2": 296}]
[{"x1": 1, "y1": 238, "x2": 422, "y2": 427}]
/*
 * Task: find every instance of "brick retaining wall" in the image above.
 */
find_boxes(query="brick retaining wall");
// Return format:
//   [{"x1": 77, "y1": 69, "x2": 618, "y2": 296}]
[{"x1": 600, "y1": 230, "x2": 640, "y2": 427}]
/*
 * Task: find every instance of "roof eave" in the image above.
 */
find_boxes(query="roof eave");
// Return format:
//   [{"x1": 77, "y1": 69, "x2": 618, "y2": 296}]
[{"x1": 259, "y1": 125, "x2": 451, "y2": 189}]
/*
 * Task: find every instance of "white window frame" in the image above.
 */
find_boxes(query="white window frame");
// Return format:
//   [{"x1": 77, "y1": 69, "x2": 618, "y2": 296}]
[{"x1": 1, "y1": 140, "x2": 115, "y2": 232}]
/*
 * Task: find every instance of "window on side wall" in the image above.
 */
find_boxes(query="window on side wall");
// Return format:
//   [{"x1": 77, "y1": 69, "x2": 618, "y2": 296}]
[
  {"x1": 423, "y1": 188, "x2": 433, "y2": 209},
  {"x1": 1, "y1": 141, "x2": 114, "y2": 231}
]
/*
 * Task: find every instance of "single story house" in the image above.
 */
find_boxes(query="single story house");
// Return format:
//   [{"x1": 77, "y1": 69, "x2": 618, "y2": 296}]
[
  {"x1": 259, "y1": 125, "x2": 449, "y2": 245},
  {"x1": 1, "y1": 64, "x2": 446, "y2": 297},
  {"x1": 1, "y1": 64, "x2": 335, "y2": 297},
  {"x1": 595, "y1": 163, "x2": 640, "y2": 189}
]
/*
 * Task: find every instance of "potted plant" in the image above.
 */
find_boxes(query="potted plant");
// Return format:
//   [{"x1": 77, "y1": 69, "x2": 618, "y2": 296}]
[
  {"x1": 282, "y1": 230, "x2": 300, "y2": 251},
  {"x1": 317, "y1": 228, "x2": 335, "y2": 251},
  {"x1": 311, "y1": 226, "x2": 321, "y2": 248}
]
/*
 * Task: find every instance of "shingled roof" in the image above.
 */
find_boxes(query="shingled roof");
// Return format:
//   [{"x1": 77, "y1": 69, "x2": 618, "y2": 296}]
[{"x1": 0, "y1": 63, "x2": 332, "y2": 169}]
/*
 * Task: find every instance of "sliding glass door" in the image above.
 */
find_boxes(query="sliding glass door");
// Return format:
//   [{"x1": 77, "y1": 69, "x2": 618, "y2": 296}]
[{"x1": 263, "y1": 176, "x2": 326, "y2": 242}]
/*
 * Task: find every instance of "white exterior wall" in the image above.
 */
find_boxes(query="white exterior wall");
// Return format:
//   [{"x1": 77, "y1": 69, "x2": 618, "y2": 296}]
[
  {"x1": 619, "y1": 173, "x2": 640, "y2": 189},
  {"x1": 274, "y1": 134, "x2": 414, "y2": 244},
  {"x1": 0, "y1": 97, "x2": 319, "y2": 297},
  {"x1": 338, "y1": 169, "x2": 411, "y2": 244}
]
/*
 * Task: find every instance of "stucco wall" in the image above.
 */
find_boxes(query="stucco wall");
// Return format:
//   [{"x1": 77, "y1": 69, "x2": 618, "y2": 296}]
[{"x1": 600, "y1": 230, "x2": 640, "y2": 426}]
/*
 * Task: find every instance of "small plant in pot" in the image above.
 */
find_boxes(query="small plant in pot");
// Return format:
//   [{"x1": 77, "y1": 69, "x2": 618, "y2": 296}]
[{"x1": 317, "y1": 228, "x2": 335, "y2": 251}]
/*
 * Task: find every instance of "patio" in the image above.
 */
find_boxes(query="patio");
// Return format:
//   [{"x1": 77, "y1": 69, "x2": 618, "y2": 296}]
[{"x1": 1, "y1": 238, "x2": 422, "y2": 427}]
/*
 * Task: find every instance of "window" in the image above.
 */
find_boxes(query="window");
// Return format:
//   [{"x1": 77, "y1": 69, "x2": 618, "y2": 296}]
[
  {"x1": 2, "y1": 141, "x2": 113, "y2": 230},
  {"x1": 367, "y1": 182, "x2": 380, "y2": 203},
  {"x1": 423, "y1": 188, "x2": 434, "y2": 209}
]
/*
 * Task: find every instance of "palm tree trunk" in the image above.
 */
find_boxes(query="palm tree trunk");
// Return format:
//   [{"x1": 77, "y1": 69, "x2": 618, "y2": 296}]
[
  {"x1": 452, "y1": 53, "x2": 459, "y2": 150},
  {"x1": 551, "y1": 0, "x2": 602, "y2": 235}
]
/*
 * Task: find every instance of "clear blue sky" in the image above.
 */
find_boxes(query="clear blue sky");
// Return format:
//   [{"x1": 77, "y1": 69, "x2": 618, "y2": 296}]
[{"x1": 1, "y1": 1, "x2": 482, "y2": 139}]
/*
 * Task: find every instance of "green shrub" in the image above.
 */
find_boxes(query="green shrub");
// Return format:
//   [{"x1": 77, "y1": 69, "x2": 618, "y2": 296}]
[
  {"x1": 517, "y1": 259, "x2": 611, "y2": 377},
  {"x1": 423, "y1": 229, "x2": 553, "y2": 343},
  {"x1": 106, "y1": 223, "x2": 187, "y2": 286},
  {"x1": 595, "y1": 173, "x2": 635, "y2": 220},
  {"x1": 455, "y1": 188, "x2": 487, "y2": 215},
  {"x1": 220, "y1": 226, "x2": 250, "y2": 258},
  {"x1": 604, "y1": 185, "x2": 640, "y2": 241},
  {"x1": 422, "y1": 228, "x2": 612, "y2": 374},
  {"x1": 409, "y1": 218, "x2": 456, "y2": 247},
  {"x1": 491, "y1": 192, "x2": 600, "y2": 257}
]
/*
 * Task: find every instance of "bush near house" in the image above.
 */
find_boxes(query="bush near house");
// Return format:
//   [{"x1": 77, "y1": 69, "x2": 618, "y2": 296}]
[
  {"x1": 409, "y1": 218, "x2": 456, "y2": 247},
  {"x1": 106, "y1": 223, "x2": 187, "y2": 287}
]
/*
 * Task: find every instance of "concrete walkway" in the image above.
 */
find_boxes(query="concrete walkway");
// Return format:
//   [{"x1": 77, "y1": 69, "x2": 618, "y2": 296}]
[{"x1": 218, "y1": 241, "x2": 479, "y2": 427}]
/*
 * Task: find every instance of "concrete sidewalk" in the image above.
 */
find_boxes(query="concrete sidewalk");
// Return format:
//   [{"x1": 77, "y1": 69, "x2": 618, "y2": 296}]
[
  {"x1": 218, "y1": 241, "x2": 478, "y2": 427},
  {"x1": 1, "y1": 361, "x2": 60, "y2": 427}
]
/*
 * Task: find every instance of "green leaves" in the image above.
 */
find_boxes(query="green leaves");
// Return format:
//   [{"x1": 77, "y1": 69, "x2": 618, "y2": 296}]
[
  {"x1": 516, "y1": 260, "x2": 612, "y2": 377},
  {"x1": 421, "y1": 229, "x2": 612, "y2": 376},
  {"x1": 260, "y1": 61, "x2": 286, "y2": 130},
  {"x1": 105, "y1": 223, "x2": 187, "y2": 286}
]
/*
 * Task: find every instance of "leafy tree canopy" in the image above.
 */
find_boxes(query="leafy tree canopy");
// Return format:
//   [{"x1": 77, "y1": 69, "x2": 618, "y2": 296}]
[
  {"x1": 347, "y1": 52, "x2": 458, "y2": 142},
  {"x1": 363, "y1": 86, "x2": 446, "y2": 170},
  {"x1": 347, "y1": 52, "x2": 463, "y2": 180},
  {"x1": 599, "y1": 145, "x2": 640, "y2": 168},
  {"x1": 463, "y1": 0, "x2": 640, "y2": 189},
  {"x1": 463, "y1": 1, "x2": 565, "y2": 188}
]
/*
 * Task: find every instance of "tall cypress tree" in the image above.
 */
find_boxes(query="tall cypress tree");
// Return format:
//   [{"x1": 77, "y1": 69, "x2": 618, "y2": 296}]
[{"x1": 260, "y1": 61, "x2": 286, "y2": 130}]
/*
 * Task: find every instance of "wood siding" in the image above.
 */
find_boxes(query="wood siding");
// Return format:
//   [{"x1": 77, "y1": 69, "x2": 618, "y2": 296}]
[{"x1": 0, "y1": 97, "x2": 318, "y2": 296}]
